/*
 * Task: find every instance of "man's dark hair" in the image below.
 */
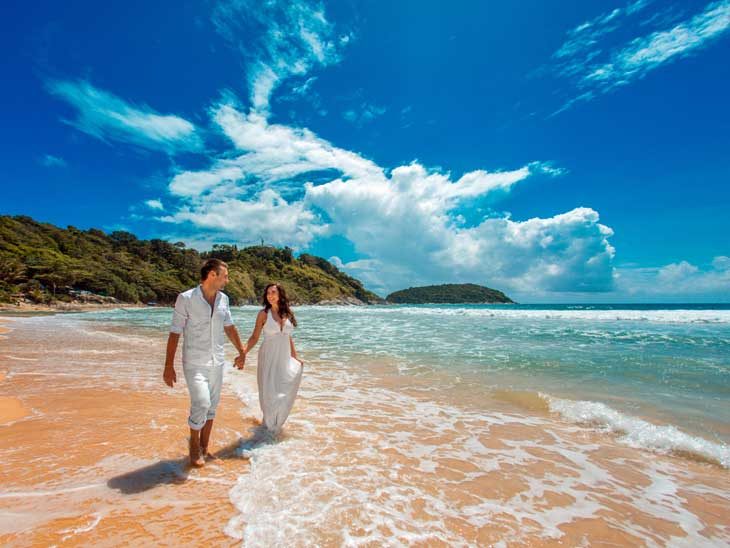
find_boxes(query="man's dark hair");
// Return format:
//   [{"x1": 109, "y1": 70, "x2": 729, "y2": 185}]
[{"x1": 201, "y1": 258, "x2": 228, "y2": 281}]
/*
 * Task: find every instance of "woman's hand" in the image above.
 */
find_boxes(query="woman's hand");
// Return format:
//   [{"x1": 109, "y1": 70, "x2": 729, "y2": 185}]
[{"x1": 234, "y1": 352, "x2": 246, "y2": 370}]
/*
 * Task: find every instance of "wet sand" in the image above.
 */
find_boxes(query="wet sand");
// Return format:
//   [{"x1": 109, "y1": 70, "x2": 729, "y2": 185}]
[
  {"x1": 0, "y1": 394, "x2": 29, "y2": 425},
  {"x1": 1, "y1": 313, "x2": 729, "y2": 546},
  {"x1": 0, "y1": 316, "x2": 254, "y2": 546}
]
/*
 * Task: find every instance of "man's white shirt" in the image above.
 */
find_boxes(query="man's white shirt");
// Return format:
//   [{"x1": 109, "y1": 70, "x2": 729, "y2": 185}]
[{"x1": 170, "y1": 285, "x2": 234, "y2": 368}]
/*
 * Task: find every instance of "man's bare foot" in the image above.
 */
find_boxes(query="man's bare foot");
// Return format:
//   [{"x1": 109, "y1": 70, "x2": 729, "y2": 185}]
[
  {"x1": 189, "y1": 433, "x2": 205, "y2": 467},
  {"x1": 200, "y1": 447, "x2": 218, "y2": 460}
]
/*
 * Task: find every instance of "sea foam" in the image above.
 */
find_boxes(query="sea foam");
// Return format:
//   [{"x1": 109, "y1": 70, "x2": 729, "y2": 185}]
[{"x1": 542, "y1": 394, "x2": 730, "y2": 468}]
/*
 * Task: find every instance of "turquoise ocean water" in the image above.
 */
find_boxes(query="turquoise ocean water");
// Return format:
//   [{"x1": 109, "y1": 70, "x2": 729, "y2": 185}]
[{"x1": 72, "y1": 303, "x2": 730, "y2": 463}]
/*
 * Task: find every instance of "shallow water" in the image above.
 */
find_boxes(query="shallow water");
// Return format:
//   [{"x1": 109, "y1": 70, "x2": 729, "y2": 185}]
[
  {"x1": 76, "y1": 304, "x2": 730, "y2": 447},
  {"x1": 1, "y1": 305, "x2": 729, "y2": 546}
]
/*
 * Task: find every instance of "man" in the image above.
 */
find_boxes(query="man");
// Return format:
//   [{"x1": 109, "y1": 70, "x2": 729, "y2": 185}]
[{"x1": 163, "y1": 258, "x2": 246, "y2": 467}]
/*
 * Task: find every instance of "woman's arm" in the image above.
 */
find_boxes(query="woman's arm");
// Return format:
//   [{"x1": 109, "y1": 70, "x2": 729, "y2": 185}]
[
  {"x1": 290, "y1": 336, "x2": 302, "y2": 366},
  {"x1": 224, "y1": 325, "x2": 246, "y2": 369},
  {"x1": 244, "y1": 310, "x2": 266, "y2": 353}
]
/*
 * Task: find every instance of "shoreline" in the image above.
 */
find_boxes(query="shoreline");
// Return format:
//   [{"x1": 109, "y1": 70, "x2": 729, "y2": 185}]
[
  {"x1": 3, "y1": 301, "x2": 728, "y2": 316},
  {"x1": 0, "y1": 302, "x2": 150, "y2": 314},
  {"x1": 1, "y1": 310, "x2": 728, "y2": 545}
]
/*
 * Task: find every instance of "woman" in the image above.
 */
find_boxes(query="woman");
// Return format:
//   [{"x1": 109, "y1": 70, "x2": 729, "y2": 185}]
[{"x1": 240, "y1": 283, "x2": 303, "y2": 435}]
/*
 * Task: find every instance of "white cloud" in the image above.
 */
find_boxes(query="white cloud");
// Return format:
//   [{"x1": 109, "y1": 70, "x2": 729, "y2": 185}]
[
  {"x1": 212, "y1": 105, "x2": 383, "y2": 182},
  {"x1": 160, "y1": 188, "x2": 326, "y2": 248},
  {"x1": 550, "y1": 0, "x2": 730, "y2": 113},
  {"x1": 211, "y1": 0, "x2": 347, "y2": 114},
  {"x1": 291, "y1": 76, "x2": 318, "y2": 96},
  {"x1": 40, "y1": 154, "x2": 67, "y2": 168},
  {"x1": 157, "y1": 1, "x2": 615, "y2": 298},
  {"x1": 614, "y1": 256, "x2": 730, "y2": 301},
  {"x1": 144, "y1": 199, "x2": 164, "y2": 210},
  {"x1": 161, "y1": 96, "x2": 599, "y2": 297},
  {"x1": 554, "y1": 1, "x2": 653, "y2": 61},
  {"x1": 584, "y1": 0, "x2": 730, "y2": 90},
  {"x1": 307, "y1": 163, "x2": 614, "y2": 295},
  {"x1": 528, "y1": 161, "x2": 569, "y2": 178},
  {"x1": 169, "y1": 166, "x2": 245, "y2": 197},
  {"x1": 46, "y1": 79, "x2": 201, "y2": 154}
]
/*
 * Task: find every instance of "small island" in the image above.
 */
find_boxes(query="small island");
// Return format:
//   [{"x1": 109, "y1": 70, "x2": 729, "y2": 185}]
[{"x1": 386, "y1": 283, "x2": 514, "y2": 304}]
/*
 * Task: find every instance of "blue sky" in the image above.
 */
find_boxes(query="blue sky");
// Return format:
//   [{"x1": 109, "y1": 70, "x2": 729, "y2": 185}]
[{"x1": 2, "y1": 0, "x2": 729, "y2": 302}]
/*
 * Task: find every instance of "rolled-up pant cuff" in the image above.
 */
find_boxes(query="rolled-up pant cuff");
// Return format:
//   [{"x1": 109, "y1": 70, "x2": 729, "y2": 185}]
[
  {"x1": 184, "y1": 365, "x2": 223, "y2": 432},
  {"x1": 188, "y1": 417, "x2": 206, "y2": 430}
]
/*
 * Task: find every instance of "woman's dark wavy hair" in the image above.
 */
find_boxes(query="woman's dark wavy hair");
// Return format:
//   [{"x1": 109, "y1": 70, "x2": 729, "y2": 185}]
[{"x1": 261, "y1": 283, "x2": 297, "y2": 327}]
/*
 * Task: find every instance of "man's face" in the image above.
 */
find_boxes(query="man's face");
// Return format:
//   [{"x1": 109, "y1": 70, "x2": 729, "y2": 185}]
[{"x1": 211, "y1": 267, "x2": 229, "y2": 290}]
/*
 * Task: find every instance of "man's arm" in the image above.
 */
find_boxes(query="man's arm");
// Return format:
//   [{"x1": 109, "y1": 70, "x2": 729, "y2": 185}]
[
  {"x1": 164, "y1": 332, "x2": 180, "y2": 387},
  {"x1": 224, "y1": 325, "x2": 246, "y2": 369}
]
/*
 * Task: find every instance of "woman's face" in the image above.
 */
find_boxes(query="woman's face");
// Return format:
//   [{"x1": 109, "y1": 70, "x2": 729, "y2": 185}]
[{"x1": 266, "y1": 285, "x2": 279, "y2": 306}]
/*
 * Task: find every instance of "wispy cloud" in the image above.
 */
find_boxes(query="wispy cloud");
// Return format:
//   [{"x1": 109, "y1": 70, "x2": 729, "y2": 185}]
[
  {"x1": 529, "y1": 161, "x2": 569, "y2": 178},
  {"x1": 288, "y1": 76, "x2": 318, "y2": 99},
  {"x1": 39, "y1": 154, "x2": 67, "y2": 167},
  {"x1": 46, "y1": 79, "x2": 202, "y2": 153},
  {"x1": 211, "y1": 0, "x2": 349, "y2": 114},
  {"x1": 585, "y1": 1, "x2": 730, "y2": 89},
  {"x1": 553, "y1": 1, "x2": 652, "y2": 62},
  {"x1": 343, "y1": 102, "x2": 387, "y2": 127},
  {"x1": 549, "y1": 0, "x2": 730, "y2": 114}
]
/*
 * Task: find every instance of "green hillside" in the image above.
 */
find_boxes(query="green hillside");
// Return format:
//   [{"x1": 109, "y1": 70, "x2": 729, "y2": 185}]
[
  {"x1": 0, "y1": 215, "x2": 383, "y2": 306},
  {"x1": 386, "y1": 283, "x2": 513, "y2": 304}
]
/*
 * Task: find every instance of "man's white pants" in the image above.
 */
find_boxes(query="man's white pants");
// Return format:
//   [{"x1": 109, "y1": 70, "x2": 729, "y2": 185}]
[{"x1": 183, "y1": 365, "x2": 223, "y2": 430}]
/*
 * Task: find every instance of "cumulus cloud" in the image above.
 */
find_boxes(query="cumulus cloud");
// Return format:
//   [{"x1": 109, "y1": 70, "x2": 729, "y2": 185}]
[
  {"x1": 549, "y1": 0, "x2": 730, "y2": 114},
  {"x1": 615, "y1": 256, "x2": 730, "y2": 301},
  {"x1": 156, "y1": 1, "x2": 615, "y2": 298},
  {"x1": 169, "y1": 165, "x2": 245, "y2": 197},
  {"x1": 144, "y1": 199, "x2": 164, "y2": 210},
  {"x1": 163, "y1": 96, "x2": 608, "y2": 296},
  {"x1": 308, "y1": 164, "x2": 614, "y2": 295},
  {"x1": 160, "y1": 188, "x2": 326, "y2": 248},
  {"x1": 46, "y1": 79, "x2": 202, "y2": 153}
]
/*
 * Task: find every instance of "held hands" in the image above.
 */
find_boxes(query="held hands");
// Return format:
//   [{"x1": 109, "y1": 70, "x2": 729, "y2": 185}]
[
  {"x1": 234, "y1": 352, "x2": 246, "y2": 370},
  {"x1": 163, "y1": 364, "x2": 177, "y2": 387}
]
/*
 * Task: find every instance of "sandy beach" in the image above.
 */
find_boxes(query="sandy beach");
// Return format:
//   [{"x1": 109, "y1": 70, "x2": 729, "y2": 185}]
[
  {"x1": 0, "y1": 311, "x2": 729, "y2": 546},
  {"x1": 0, "y1": 314, "x2": 254, "y2": 546},
  {"x1": 0, "y1": 302, "x2": 149, "y2": 314}
]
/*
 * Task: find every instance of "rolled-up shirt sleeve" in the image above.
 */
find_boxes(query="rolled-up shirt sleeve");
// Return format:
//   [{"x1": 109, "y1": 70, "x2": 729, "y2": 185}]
[
  {"x1": 223, "y1": 297, "x2": 234, "y2": 327},
  {"x1": 170, "y1": 293, "x2": 188, "y2": 334}
]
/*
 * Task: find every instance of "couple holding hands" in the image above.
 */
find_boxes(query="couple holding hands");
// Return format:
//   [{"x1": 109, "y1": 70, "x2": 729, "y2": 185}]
[{"x1": 163, "y1": 258, "x2": 303, "y2": 467}]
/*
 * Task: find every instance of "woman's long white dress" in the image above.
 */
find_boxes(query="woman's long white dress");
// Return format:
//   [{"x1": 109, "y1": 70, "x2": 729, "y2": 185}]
[{"x1": 257, "y1": 309, "x2": 303, "y2": 434}]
